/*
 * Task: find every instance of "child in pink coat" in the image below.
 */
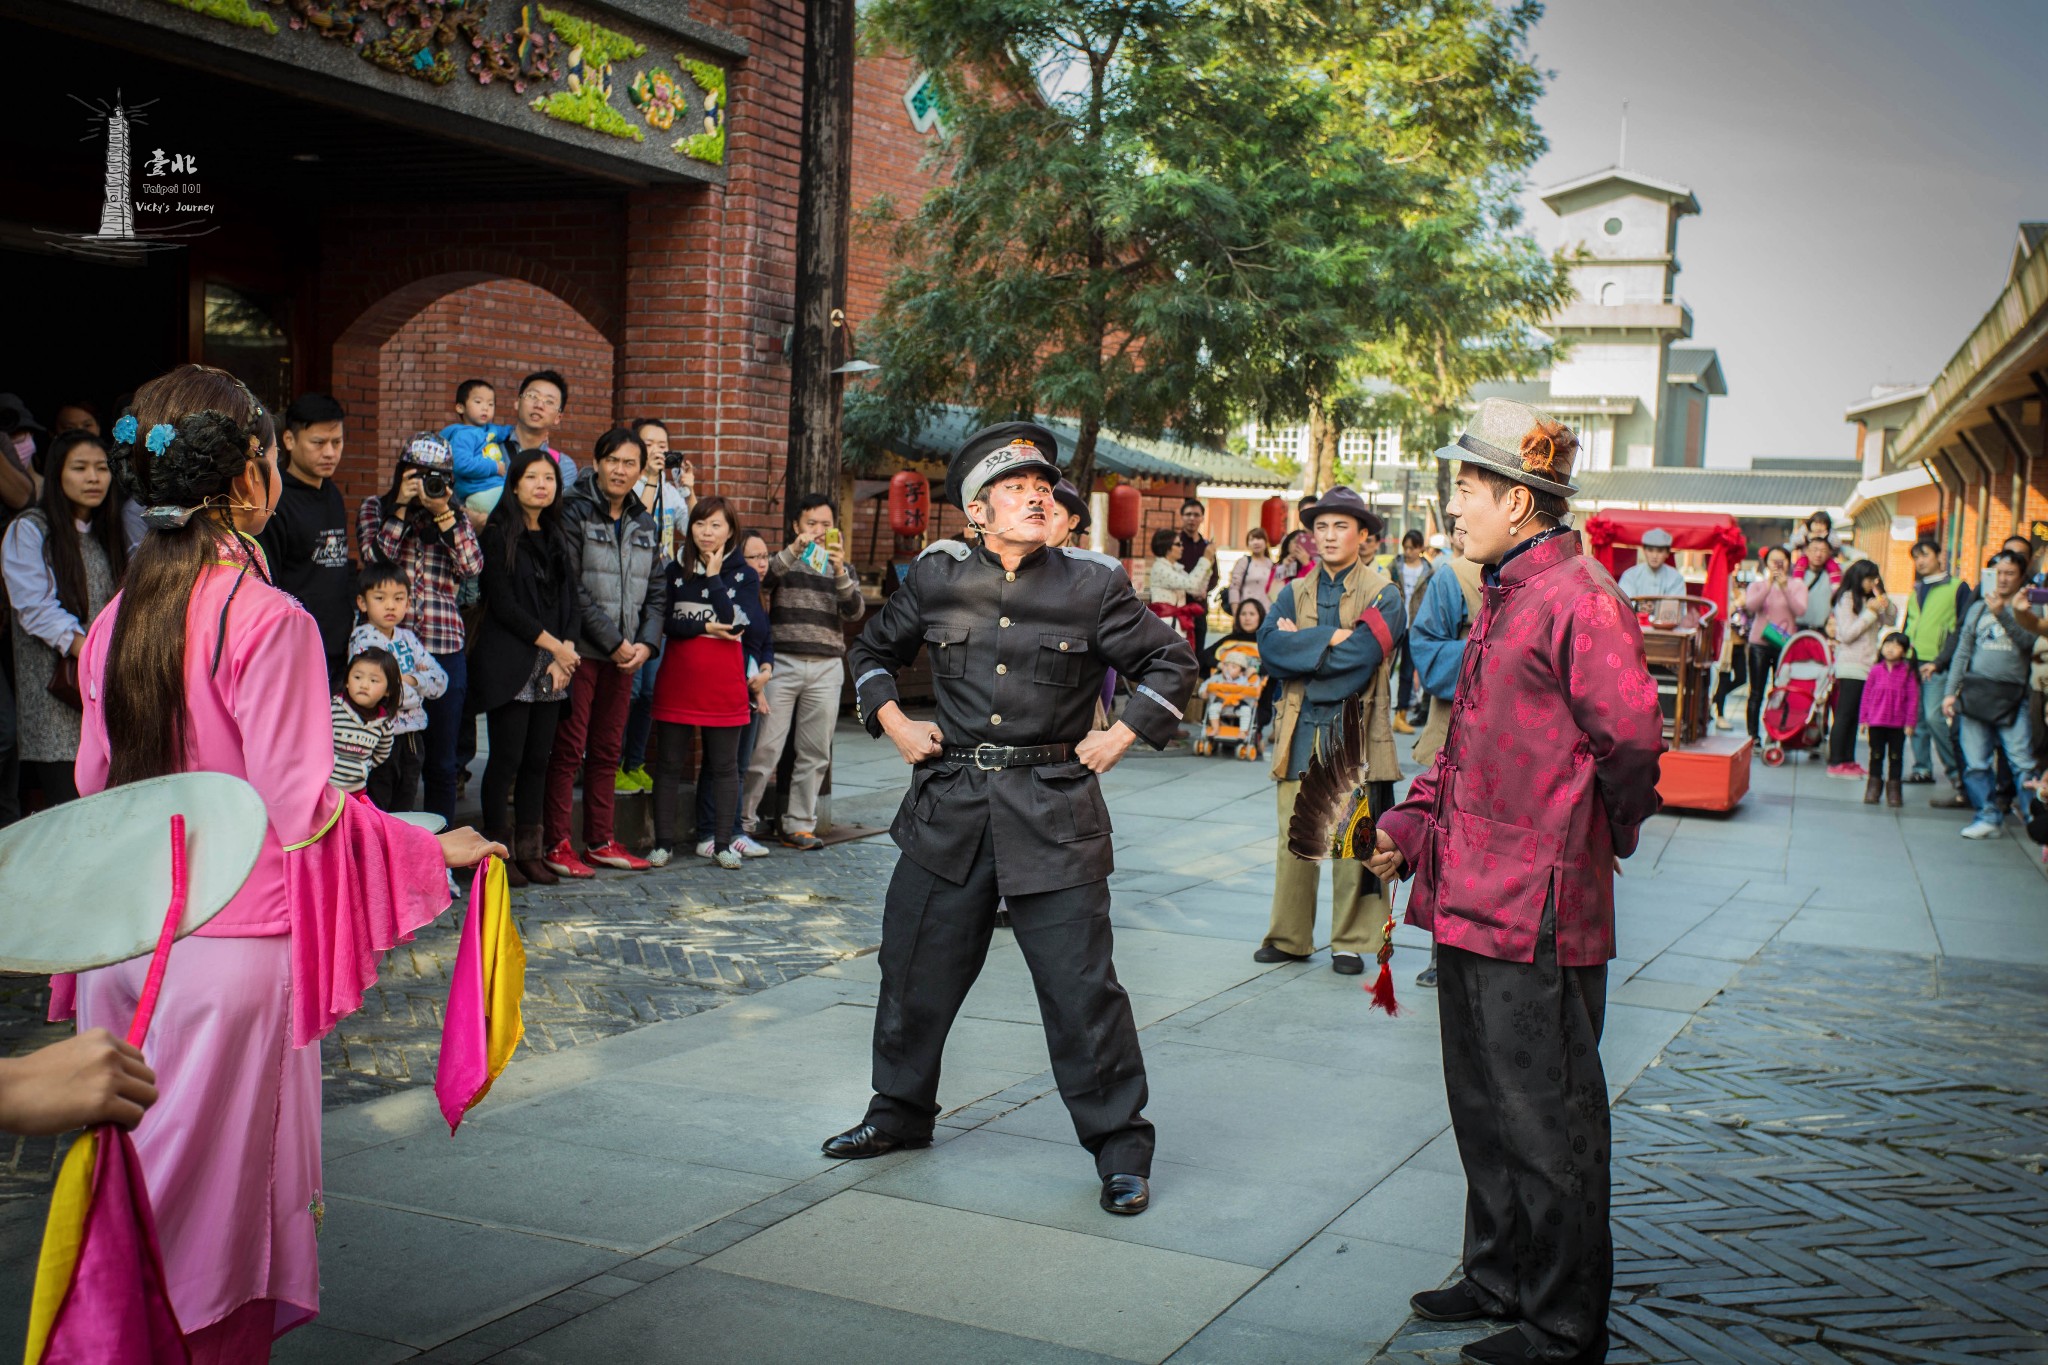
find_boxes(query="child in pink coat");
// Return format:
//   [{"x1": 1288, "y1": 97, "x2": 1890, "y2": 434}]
[{"x1": 1858, "y1": 631, "x2": 1919, "y2": 806}]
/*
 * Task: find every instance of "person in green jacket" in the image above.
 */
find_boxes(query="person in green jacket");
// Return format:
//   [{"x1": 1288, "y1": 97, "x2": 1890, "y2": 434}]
[{"x1": 1903, "y1": 538, "x2": 1972, "y2": 801}]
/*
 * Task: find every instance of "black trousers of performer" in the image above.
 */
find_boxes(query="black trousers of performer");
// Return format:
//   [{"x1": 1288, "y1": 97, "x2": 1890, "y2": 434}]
[
  {"x1": 1438, "y1": 898, "x2": 1610, "y2": 1362},
  {"x1": 865, "y1": 822, "x2": 1154, "y2": 1178}
]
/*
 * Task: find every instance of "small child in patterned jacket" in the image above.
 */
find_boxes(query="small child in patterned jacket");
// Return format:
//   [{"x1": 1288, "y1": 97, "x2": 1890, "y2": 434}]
[
  {"x1": 331, "y1": 648, "x2": 400, "y2": 794},
  {"x1": 350, "y1": 564, "x2": 448, "y2": 810}
]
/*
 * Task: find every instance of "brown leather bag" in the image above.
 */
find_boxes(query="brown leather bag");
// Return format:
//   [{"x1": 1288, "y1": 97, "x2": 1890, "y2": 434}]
[{"x1": 47, "y1": 654, "x2": 83, "y2": 710}]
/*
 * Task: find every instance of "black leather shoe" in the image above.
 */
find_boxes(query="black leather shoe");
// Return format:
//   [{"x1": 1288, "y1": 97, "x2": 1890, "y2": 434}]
[
  {"x1": 1416, "y1": 965, "x2": 1439, "y2": 988},
  {"x1": 1459, "y1": 1324, "x2": 1607, "y2": 1364},
  {"x1": 1252, "y1": 944, "x2": 1309, "y2": 964},
  {"x1": 1410, "y1": 1279, "x2": 1501, "y2": 1323},
  {"x1": 1331, "y1": 953, "x2": 1365, "y2": 976},
  {"x1": 820, "y1": 1124, "x2": 929, "y2": 1160},
  {"x1": 1100, "y1": 1173, "x2": 1150, "y2": 1215}
]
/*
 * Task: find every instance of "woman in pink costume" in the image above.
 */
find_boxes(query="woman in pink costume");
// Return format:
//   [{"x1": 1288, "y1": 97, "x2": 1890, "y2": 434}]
[{"x1": 51, "y1": 364, "x2": 501, "y2": 1362}]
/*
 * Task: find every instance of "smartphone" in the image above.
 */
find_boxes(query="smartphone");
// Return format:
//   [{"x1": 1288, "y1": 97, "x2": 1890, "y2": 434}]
[
  {"x1": 825, "y1": 527, "x2": 842, "y2": 550},
  {"x1": 2027, "y1": 586, "x2": 2048, "y2": 606}
]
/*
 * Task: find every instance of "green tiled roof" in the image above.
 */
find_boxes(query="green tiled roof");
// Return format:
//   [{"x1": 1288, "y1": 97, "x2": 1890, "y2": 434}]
[
  {"x1": 1573, "y1": 468, "x2": 1860, "y2": 509},
  {"x1": 898, "y1": 407, "x2": 1286, "y2": 490}
]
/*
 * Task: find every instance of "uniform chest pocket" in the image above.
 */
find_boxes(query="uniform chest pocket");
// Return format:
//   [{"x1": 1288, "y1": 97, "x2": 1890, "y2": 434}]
[
  {"x1": 925, "y1": 625, "x2": 969, "y2": 679},
  {"x1": 1034, "y1": 633, "x2": 1090, "y2": 687},
  {"x1": 629, "y1": 526, "x2": 659, "y2": 553}
]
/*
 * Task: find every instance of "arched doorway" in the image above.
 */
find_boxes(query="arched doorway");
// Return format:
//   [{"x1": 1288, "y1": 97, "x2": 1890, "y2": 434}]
[{"x1": 331, "y1": 271, "x2": 616, "y2": 506}]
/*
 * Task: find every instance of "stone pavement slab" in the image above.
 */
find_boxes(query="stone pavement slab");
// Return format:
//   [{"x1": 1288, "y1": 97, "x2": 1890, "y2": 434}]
[{"x1": 702, "y1": 1190, "x2": 1264, "y2": 1362}]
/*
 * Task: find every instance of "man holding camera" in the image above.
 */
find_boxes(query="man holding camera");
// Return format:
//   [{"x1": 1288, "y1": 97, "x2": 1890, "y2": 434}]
[
  {"x1": 357, "y1": 433, "x2": 485, "y2": 823},
  {"x1": 740, "y1": 493, "x2": 865, "y2": 849}
]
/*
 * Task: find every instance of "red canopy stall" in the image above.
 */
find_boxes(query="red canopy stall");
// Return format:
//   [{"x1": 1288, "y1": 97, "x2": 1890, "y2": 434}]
[{"x1": 1583, "y1": 509, "x2": 1751, "y2": 812}]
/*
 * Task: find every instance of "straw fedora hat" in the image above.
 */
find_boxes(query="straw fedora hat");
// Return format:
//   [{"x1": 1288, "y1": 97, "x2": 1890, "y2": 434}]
[{"x1": 1433, "y1": 397, "x2": 1579, "y2": 498}]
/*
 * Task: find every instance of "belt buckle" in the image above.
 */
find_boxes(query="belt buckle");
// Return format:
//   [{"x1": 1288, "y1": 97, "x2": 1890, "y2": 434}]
[{"x1": 973, "y1": 742, "x2": 1006, "y2": 771}]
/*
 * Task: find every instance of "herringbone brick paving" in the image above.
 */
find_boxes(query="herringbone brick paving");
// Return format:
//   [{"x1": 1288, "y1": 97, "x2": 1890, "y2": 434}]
[
  {"x1": 1375, "y1": 943, "x2": 2048, "y2": 1363},
  {"x1": 0, "y1": 840, "x2": 897, "y2": 1197}
]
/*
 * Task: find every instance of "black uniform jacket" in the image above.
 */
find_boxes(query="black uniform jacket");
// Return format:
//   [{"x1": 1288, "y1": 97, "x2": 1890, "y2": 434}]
[{"x1": 850, "y1": 543, "x2": 1197, "y2": 896}]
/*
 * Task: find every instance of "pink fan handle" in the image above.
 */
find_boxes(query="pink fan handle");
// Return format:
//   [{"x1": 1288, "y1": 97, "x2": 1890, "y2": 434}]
[{"x1": 126, "y1": 815, "x2": 190, "y2": 1049}]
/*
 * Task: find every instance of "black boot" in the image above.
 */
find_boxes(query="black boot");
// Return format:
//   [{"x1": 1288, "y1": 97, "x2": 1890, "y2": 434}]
[
  {"x1": 491, "y1": 829, "x2": 527, "y2": 888},
  {"x1": 516, "y1": 825, "x2": 558, "y2": 886}
]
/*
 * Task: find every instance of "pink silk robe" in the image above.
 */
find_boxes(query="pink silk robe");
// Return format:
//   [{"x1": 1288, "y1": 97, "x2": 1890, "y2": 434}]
[
  {"x1": 1377, "y1": 532, "x2": 1665, "y2": 966},
  {"x1": 58, "y1": 545, "x2": 450, "y2": 1339}
]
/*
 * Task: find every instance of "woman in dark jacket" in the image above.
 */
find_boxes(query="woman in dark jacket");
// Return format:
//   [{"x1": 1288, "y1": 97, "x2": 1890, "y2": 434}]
[
  {"x1": 471, "y1": 448, "x2": 580, "y2": 887},
  {"x1": 648, "y1": 495, "x2": 770, "y2": 870}
]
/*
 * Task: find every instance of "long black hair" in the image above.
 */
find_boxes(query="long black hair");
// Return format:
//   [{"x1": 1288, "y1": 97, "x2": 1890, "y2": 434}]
[
  {"x1": 103, "y1": 364, "x2": 274, "y2": 787},
  {"x1": 1841, "y1": 558, "x2": 1884, "y2": 615},
  {"x1": 484, "y1": 447, "x2": 566, "y2": 573},
  {"x1": 35, "y1": 429, "x2": 129, "y2": 622}
]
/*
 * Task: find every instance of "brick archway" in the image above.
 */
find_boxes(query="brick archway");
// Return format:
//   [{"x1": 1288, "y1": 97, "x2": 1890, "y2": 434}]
[{"x1": 331, "y1": 264, "x2": 617, "y2": 503}]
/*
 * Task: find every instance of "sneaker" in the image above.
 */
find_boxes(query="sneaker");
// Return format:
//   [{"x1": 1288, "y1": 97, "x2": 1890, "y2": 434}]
[
  {"x1": 694, "y1": 838, "x2": 717, "y2": 859},
  {"x1": 1825, "y1": 762, "x2": 1866, "y2": 780},
  {"x1": 544, "y1": 839, "x2": 597, "y2": 879},
  {"x1": 715, "y1": 848, "x2": 744, "y2": 870},
  {"x1": 781, "y1": 830, "x2": 826, "y2": 851},
  {"x1": 730, "y1": 834, "x2": 772, "y2": 859},
  {"x1": 585, "y1": 840, "x2": 652, "y2": 871},
  {"x1": 447, "y1": 868, "x2": 463, "y2": 899},
  {"x1": 615, "y1": 766, "x2": 650, "y2": 794},
  {"x1": 1903, "y1": 769, "x2": 1935, "y2": 785},
  {"x1": 1960, "y1": 819, "x2": 2002, "y2": 840},
  {"x1": 1713, "y1": 715, "x2": 1734, "y2": 732},
  {"x1": 646, "y1": 846, "x2": 673, "y2": 867}
]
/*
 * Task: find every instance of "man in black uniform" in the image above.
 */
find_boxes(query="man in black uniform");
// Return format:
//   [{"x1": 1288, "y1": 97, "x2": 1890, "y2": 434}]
[{"x1": 824, "y1": 422, "x2": 1197, "y2": 1215}]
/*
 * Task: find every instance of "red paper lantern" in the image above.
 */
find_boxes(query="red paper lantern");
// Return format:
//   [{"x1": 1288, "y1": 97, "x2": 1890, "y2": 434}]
[
  {"x1": 888, "y1": 470, "x2": 929, "y2": 537},
  {"x1": 1260, "y1": 495, "x2": 1288, "y2": 544},
  {"x1": 1107, "y1": 484, "x2": 1143, "y2": 543}
]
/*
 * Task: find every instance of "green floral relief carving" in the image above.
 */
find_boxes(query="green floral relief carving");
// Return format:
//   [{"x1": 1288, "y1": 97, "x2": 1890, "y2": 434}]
[
  {"x1": 675, "y1": 58, "x2": 726, "y2": 164},
  {"x1": 539, "y1": 7, "x2": 645, "y2": 67},
  {"x1": 531, "y1": 86, "x2": 643, "y2": 141},
  {"x1": 160, "y1": 0, "x2": 279, "y2": 34}
]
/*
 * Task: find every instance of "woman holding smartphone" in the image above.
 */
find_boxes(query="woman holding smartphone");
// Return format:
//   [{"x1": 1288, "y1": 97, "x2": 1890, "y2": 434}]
[{"x1": 648, "y1": 496, "x2": 769, "y2": 869}]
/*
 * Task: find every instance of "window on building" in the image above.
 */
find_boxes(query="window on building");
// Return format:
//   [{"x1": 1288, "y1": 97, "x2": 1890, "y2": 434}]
[
  {"x1": 202, "y1": 284, "x2": 292, "y2": 415},
  {"x1": 1603, "y1": 216, "x2": 1624, "y2": 236},
  {"x1": 1599, "y1": 279, "x2": 1623, "y2": 307}
]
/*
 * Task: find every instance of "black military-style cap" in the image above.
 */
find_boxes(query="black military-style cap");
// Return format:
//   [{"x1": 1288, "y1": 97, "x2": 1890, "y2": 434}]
[{"x1": 948, "y1": 421, "x2": 1062, "y2": 510}]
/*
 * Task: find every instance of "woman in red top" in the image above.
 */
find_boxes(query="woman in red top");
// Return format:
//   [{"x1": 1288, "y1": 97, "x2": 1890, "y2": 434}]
[{"x1": 649, "y1": 496, "x2": 770, "y2": 869}]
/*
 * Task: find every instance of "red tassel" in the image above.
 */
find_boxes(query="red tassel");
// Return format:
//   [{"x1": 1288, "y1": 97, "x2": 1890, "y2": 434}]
[{"x1": 1366, "y1": 962, "x2": 1400, "y2": 1016}]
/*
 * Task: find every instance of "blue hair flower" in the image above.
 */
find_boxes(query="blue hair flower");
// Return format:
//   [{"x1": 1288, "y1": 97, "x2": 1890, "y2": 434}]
[
  {"x1": 146, "y1": 423, "x2": 177, "y2": 455},
  {"x1": 113, "y1": 414, "x2": 138, "y2": 445}
]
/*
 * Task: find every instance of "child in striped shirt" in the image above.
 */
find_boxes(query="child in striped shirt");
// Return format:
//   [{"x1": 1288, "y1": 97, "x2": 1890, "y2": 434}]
[
  {"x1": 332, "y1": 649, "x2": 399, "y2": 794},
  {"x1": 349, "y1": 564, "x2": 448, "y2": 809}
]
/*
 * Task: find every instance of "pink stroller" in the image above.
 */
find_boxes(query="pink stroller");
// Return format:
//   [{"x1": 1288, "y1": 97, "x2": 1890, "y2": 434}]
[{"x1": 1759, "y1": 629, "x2": 1832, "y2": 766}]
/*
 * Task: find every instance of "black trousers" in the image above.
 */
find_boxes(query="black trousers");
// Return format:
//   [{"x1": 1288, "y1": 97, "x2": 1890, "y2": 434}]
[
  {"x1": 651, "y1": 721, "x2": 741, "y2": 851},
  {"x1": 1438, "y1": 901, "x2": 1610, "y2": 1360},
  {"x1": 1712, "y1": 642, "x2": 1747, "y2": 716},
  {"x1": 1745, "y1": 641, "x2": 1781, "y2": 741},
  {"x1": 366, "y1": 731, "x2": 425, "y2": 812},
  {"x1": 1828, "y1": 677, "x2": 1865, "y2": 765},
  {"x1": 1867, "y1": 725, "x2": 1907, "y2": 783},
  {"x1": 866, "y1": 821, "x2": 1154, "y2": 1178},
  {"x1": 483, "y1": 700, "x2": 562, "y2": 830}
]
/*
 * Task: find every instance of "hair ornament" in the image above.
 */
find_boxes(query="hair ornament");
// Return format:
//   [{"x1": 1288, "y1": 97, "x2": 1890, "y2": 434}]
[
  {"x1": 140, "y1": 504, "x2": 198, "y2": 531},
  {"x1": 145, "y1": 423, "x2": 178, "y2": 456},
  {"x1": 112, "y1": 414, "x2": 139, "y2": 445}
]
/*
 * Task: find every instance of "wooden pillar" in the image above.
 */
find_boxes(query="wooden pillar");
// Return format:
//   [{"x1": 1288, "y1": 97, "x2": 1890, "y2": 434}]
[{"x1": 783, "y1": 0, "x2": 856, "y2": 534}]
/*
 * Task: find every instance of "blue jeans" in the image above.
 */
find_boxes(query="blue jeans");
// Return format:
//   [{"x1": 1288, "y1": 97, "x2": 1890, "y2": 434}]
[
  {"x1": 422, "y1": 649, "x2": 468, "y2": 824},
  {"x1": 697, "y1": 713, "x2": 758, "y2": 842},
  {"x1": 1912, "y1": 667, "x2": 1961, "y2": 781},
  {"x1": 621, "y1": 651, "x2": 662, "y2": 772},
  {"x1": 1959, "y1": 707, "x2": 2034, "y2": 821}
]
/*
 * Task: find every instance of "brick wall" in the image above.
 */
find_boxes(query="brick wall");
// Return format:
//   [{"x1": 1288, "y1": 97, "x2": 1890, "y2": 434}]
[
  {"x1": 339, "y1": 279, "x2": 616, "y2": 505},
  {"x1": 847, "y1": 50, "x2": 946, "y2": 329}
]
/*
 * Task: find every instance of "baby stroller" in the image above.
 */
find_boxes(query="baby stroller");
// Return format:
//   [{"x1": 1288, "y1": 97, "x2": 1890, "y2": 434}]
[
  {"x1": 1759, "y1": 628, "x2": 1832, "y2": 767},
  {"x1": 1193, "y1": 641, "x2": 1263, "y2": 761}
]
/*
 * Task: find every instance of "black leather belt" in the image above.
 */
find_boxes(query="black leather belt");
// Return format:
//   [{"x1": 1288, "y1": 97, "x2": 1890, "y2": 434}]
[{"x1": 937, "y1": 743, "x2": 1073, "y2": 770}]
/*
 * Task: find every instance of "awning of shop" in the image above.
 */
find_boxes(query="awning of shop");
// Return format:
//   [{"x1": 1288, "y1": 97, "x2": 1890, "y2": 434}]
[{"x1": 891, "y1": 407, "x2": 1287, "y2": 493}]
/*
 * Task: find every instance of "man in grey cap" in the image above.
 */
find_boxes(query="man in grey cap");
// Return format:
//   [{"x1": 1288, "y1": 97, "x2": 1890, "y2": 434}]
[{"x1": 1616, "y1": 527, "x2": 1687, "y2": 602}]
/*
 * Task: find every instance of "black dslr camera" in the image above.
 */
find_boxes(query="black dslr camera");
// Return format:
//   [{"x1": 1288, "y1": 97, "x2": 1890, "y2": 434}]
[
  {"x1": 419, "y1": 469, "x2": 450, "y2": 499},
  {"x1": 664, "y1": 450, "x2": 684, "y2": 471}
]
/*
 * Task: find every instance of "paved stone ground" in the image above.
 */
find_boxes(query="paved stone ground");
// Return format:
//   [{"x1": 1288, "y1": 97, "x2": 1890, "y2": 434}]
[{"x1": 1373, "y1": 943, "x2": 2048, "y2": 1364}]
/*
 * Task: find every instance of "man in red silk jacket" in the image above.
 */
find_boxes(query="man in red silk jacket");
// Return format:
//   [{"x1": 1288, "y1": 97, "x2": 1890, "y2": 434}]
[{"x1": 1369, "y1": 397, "x2": 1664, "y2": 1365}]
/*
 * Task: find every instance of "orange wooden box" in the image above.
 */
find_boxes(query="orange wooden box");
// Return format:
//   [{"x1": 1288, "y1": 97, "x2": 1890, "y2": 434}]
[{"x1": 1657, "y1": 735, "x2": 1751, "y2": 812}]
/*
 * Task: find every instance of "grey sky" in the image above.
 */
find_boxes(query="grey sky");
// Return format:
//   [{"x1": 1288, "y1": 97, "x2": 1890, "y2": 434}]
[{"x1": 1515, "y1": 0, "x2": 2048, "y2": 467}]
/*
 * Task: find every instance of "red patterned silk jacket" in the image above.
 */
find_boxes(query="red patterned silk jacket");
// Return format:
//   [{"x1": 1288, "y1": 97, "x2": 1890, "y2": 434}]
[{"x1": 1377, "y1": 531, "x2": 1665, "y2": 966}]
